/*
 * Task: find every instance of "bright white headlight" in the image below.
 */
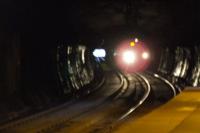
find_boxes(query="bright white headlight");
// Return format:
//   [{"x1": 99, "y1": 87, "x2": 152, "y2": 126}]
[
  {"x1": 122, "y1": 50, "x2": 136, "y2": 64},
  {"x1": 142, "y1": 52, "x2": 149, "y2": 60}
]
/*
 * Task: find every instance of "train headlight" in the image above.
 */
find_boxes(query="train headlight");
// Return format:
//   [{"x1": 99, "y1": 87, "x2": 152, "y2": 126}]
[
  {"x1": 142, "y1": 52, "x2": 149, "y2": 60},
  {"x1": 122, "y1": 50, "x2": 136, "y2": 65}
]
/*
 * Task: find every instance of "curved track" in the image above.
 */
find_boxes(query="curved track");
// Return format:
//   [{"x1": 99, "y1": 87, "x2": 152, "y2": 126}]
[
  {"x1": 0, "y1": 71, "x2": 177, "y2": 133},
  {"x1": 118, "y1": 73, "x2": 151, "y2": 120}
]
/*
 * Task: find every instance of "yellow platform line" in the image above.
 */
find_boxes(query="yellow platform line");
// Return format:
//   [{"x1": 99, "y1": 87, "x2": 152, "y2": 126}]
[{"x1": 113, "y1": 89, "x2": 200, "y2": 133}]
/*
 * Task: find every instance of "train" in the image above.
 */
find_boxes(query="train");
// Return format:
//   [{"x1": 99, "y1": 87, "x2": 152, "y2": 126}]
[{"x1": 113, "y1": 38, "x2": 151, "y2": 73}]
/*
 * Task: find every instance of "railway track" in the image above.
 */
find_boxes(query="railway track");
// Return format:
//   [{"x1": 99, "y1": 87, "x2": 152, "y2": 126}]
[
  {"x1": 0, "y1": 71, "x2": 124, "y2": 133},
  {"x1": 0, "y1": 72, "x2": 177, "y2": 133}
]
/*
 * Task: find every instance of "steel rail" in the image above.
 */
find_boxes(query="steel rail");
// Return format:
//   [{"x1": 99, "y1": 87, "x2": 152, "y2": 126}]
[
  {"x1": 118, "y1": 73, "x2": 151, "y2": 121},
  {"x1": 34, "y1": 72, "x2": 128, "y2": 133},
  {"x1": 152, "y1": 73, "x2": 178, "y2": 96},
  {"x1": 0, "y1": 74, "x2": 106, "y2": 131},
  {"x1": 0, "y1": 72, "x2": 125, "y2": 132}
]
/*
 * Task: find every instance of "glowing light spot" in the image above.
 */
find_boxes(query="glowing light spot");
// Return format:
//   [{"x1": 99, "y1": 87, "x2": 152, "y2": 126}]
[
  {"x1": 142, "y1": 52, "x2": 149, "y2": 59},
  {"x1": 130, "y1": 41, "x2": 135, "y2": 47},
  {"x1": 122, "y1": 50, "x2": 136, "y2": 64},
  {"x1": 154, "y1": 74, "x2": 159, "y2": 78},
  {"x1": 93, "y1": 49, "x2": 106, "y2": 58},
  {"x1": 135, "y1": 38, "x2": 139, "y2": 43}
]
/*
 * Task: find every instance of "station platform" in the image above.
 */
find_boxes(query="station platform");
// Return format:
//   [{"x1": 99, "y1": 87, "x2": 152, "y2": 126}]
[{"x1": 114, "y1": 88, "x2": 200, "y2": 133}]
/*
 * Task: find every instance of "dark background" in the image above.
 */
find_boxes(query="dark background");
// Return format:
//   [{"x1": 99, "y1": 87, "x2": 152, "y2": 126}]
[{"x1": 0, "y1": 0, "x2": 200, "y2": 104}]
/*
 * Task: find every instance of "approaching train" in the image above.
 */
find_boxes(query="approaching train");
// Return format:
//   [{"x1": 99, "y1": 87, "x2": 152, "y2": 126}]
[{"x1": 114, "y1": 38, "x2": 151, "y2": 73}]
